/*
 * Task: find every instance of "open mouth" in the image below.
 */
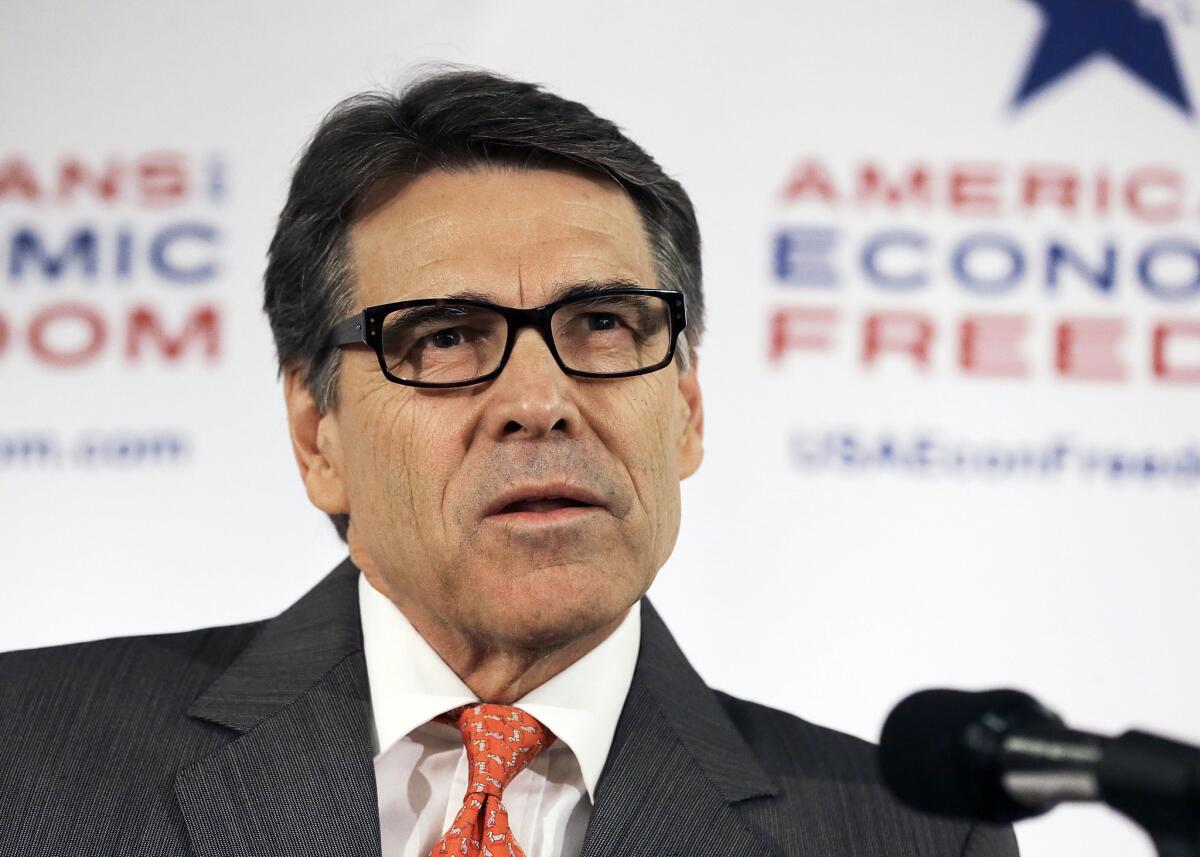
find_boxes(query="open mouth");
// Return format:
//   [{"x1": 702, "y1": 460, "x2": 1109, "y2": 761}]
[
  {"x1": 484, "y1": 485, "x2": 606, "y2": 520},
  {"x1": 497, "y1": 497, "x2": 594, "y2": 515}
]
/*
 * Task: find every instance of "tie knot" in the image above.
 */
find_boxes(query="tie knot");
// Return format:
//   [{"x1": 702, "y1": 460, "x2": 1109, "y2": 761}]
[{"x1": 451, "y1": 704, "x2": 553, "y2": 798}]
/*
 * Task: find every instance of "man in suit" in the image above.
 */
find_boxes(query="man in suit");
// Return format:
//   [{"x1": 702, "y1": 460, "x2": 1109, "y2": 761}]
[{"x1": 0, "y1": 70, "x2": 1019, "y2": 856}]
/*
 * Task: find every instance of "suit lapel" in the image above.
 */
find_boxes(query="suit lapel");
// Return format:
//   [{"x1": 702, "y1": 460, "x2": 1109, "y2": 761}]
[
  {"x1": 175, "y1": 559, "x2": 381, "y2": 857},
  {"x1": 581, "y1": 600, "x2": 781, "y2": 857}
]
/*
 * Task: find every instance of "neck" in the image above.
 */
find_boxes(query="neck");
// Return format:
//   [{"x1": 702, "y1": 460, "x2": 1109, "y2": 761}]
[
  {"x1": 358, "y1": 561, "x2": 625, "y2": 705},
  {"x1": 414, "y1": 613, "x2": 625, "y2": 704}
]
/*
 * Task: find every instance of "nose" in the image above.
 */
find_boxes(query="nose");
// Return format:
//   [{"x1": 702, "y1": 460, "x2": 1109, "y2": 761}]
[{"x1": 481, "y1": 327, "x2": 581, "y2": 440}]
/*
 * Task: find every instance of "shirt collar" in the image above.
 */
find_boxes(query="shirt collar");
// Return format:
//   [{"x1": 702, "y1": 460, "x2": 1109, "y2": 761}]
[{"x1": 358, "y1": 572, "x2": 641, "y2": 801}]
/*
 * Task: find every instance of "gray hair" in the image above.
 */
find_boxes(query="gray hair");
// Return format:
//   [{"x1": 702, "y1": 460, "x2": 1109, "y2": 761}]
[{"x1": 263, "y1": 68, "x2": 705, "y2": 539}]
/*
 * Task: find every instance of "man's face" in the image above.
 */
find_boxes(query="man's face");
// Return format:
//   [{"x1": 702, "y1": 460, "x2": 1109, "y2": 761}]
[{"x1": 299, "y1": 167, "x2": 703, "y2": 649}]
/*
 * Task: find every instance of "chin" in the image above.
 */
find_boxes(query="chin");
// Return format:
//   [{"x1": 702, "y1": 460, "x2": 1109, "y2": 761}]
[{"x1": 462, "y1": 563, "x2": 644, "y2": 650}]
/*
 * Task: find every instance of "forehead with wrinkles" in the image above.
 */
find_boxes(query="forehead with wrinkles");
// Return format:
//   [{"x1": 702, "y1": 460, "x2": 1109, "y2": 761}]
[{"x1": 348, "y1": 167, "x2": 657, "y2": 310}]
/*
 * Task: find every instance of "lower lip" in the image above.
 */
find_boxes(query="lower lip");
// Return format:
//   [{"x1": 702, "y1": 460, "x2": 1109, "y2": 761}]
[{"x1": 484, "y1": 506, "x2": 604, "y2": 526}]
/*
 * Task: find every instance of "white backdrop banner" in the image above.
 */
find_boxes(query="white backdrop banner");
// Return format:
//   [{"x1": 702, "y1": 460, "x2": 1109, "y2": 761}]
[{"x1": 2, "y1": 2, "x2": 1197, "y2": 855}]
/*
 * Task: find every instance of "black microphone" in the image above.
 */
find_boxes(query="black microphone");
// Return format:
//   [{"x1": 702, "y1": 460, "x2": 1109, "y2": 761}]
[{"x1": 878, "y1": 689, "x2": 1200, "y2": 855}]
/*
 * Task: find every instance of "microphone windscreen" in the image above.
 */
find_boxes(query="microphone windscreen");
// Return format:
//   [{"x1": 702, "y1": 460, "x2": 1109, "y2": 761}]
[{"x1": 878, "y1": 688, "x2": 1046, "y2": 823}]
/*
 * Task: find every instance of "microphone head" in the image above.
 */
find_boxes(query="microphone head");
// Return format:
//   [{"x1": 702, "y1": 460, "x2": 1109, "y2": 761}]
[{"x1": 879, "y1": 688, "x2": 1055, "y2": 823}]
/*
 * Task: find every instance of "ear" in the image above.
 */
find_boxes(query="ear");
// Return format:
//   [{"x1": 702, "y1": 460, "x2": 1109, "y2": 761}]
[
  {"x1": 283, "y1": 368, "x2": 350, "y2": 516},
  {"x1": 675, "y1": 356, "x2": 705, "y2": 480}
]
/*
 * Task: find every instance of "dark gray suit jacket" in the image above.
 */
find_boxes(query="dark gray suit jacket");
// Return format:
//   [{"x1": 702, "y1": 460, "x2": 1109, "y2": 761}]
[{"x1": 0, "y1": 559, "x2": 1018, "y2": 856}]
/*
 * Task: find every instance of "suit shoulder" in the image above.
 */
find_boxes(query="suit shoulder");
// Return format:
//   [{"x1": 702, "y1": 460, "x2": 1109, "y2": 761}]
[
  {"x1": 714, "y1": 691, "x2": 1020, "y2": 857},
  {"x1": 0, "y1": 619, "x2": 263, "y2": 669},
  {"x1": 0, "y1": 620, "x2": 263, "y2": 719},
  {"x1": 714, "y1": 690, "x2": 879, "y2": 780},
  {"x1": 0, "y1": 622, "x2": 264, "y2": 789}
]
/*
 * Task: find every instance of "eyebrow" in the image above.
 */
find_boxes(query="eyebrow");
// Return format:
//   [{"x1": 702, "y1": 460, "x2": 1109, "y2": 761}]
[
  {"x1": 436, "y1": 289, "x2": 495, "y2": 302},
  {"x1": 436, "y1": 279, "x2": 643, "y2": 305},
  {"x1": 549, "y1": 279, "x2": 642, "y2": 303}
]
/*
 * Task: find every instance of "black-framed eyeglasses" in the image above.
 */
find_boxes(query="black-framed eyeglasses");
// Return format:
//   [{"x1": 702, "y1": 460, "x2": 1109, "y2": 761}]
[{"x1": 322, "y1": 287, "x2": 687, "y2": 388}]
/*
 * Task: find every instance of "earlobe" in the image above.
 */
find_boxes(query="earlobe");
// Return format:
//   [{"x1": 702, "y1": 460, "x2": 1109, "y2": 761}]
[
  {"x1": 675, "y1": 359, "x2": 705, "y2": 480},
  {"x1": 283, "y1": 369, "x2": 350, "y2": 515}
]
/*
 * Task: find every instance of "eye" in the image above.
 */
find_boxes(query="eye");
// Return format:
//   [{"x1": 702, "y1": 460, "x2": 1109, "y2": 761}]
[
  {"x1": 429, "y1": 327, "x2": 465, "y2": 348},
  {"x1": 585, "y1": 313, "x2": 622, "y2": 331}
]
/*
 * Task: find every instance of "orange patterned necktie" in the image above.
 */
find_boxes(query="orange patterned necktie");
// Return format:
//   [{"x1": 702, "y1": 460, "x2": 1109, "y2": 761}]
[{"x1": 430, "y1": 703, "x2": 554, "y2": 857}]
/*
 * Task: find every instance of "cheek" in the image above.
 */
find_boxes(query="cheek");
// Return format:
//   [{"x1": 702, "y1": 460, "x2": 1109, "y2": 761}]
[
  {"x1": 602, "y1": 380, "x2": 681, "y2": 513},
  {"x1": 345, "y1": 392, "x2": 457, "y2": 531}
]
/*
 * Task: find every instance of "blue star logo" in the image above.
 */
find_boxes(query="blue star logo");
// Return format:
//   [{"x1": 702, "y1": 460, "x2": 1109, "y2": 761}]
[{"x1": 1013, "y1": 0, "x2": 1193, "y2": 117}]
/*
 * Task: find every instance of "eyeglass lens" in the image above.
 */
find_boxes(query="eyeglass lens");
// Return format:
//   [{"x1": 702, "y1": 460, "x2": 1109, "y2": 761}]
[{"x1": 379, "y1": 293, "x2": 673, "y2": 384}]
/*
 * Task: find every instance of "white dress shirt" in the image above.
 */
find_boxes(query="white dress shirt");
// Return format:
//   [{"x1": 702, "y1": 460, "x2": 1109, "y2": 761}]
[{"x1": 358, "y1": 573, "x2": 641, "y2": 857}]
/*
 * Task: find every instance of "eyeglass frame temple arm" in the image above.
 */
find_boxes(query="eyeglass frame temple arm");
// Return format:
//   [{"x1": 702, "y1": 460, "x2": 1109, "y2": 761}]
[{"x1": 323, "y1": 314, "x2": 367, "y2": 351}]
